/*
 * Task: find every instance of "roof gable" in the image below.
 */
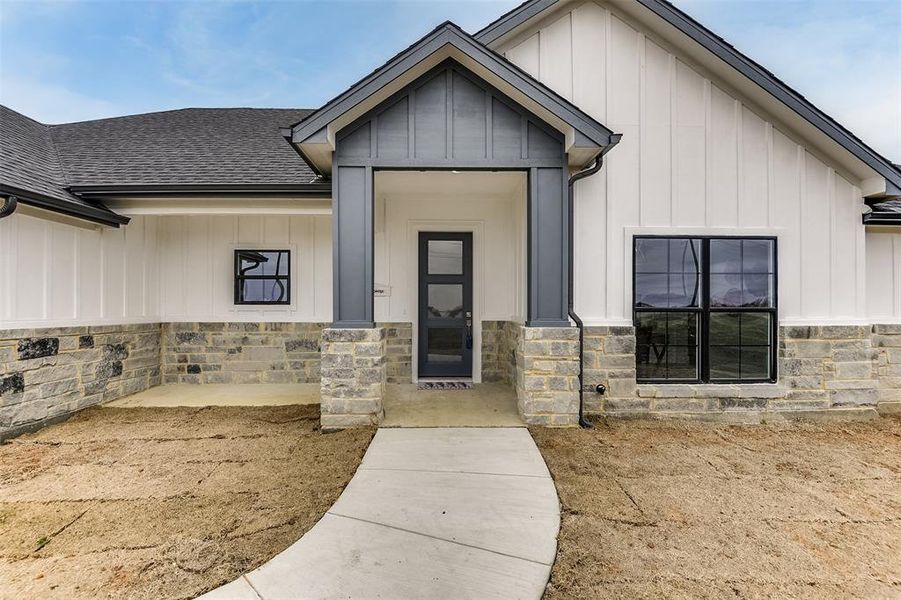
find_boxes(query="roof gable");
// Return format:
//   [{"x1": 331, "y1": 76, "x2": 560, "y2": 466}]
[
  {"x1": 290, "y1": 21, "x2": 619, "y2": 174},
  {"x1": 475, "y1": 0, "x2": 901, "y2": 199}
]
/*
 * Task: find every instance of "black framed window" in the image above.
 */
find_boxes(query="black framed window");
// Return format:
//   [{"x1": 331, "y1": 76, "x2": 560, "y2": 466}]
[
  {"x1": 234, "y1": 250, "x2": 290, "y2": 305},
  {"x1": 633, "y1": 236, "x2": 777, "y2": 383}
]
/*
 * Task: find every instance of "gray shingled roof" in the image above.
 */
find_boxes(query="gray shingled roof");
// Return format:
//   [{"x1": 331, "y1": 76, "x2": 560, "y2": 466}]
[
  {"x1": 1, "y1": 105, "x2": 320, "y2": 224},
  {"x1": 51, "y1": 107, "x2": 318, "y2": 187},
  {"x1": 0, "y1": 105, "x2": 90, "y2": 206}
]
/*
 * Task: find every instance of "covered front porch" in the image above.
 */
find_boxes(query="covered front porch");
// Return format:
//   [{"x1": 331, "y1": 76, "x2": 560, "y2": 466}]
[{"x1": 285, "y1": 23, "x2": 618, "y2": 428}]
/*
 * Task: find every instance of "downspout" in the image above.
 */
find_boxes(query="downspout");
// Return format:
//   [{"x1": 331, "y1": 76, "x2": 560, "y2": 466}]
[
  {"x1": 0, "y1": 195, "x2": 17, "y2": 219},
  {"x1": 568, "y1": 154, "x2": 606, "y2": 429}
]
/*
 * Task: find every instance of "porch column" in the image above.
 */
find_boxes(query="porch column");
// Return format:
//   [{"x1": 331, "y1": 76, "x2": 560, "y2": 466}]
[
  {"x1": 527, "y1": 166, "x2": 570, "y2": 327},
  {"x1": 332, "y1": 165, "x2": 374, "y2": 328}
]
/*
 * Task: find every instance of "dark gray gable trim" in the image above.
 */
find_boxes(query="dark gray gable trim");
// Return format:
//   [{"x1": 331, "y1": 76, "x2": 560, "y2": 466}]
[
  {"x1": 0, "y1": 184, "x2": 129, "y2": 227},
  {"x1": 475, "y1": 0, "x2": 901, "y2": 194},
  {"x1": 292, "y1": 21, "x2": 616, "y2": 149},
  {"x1": 474, "y1": 0, "x2": 557, "y2": 45}
]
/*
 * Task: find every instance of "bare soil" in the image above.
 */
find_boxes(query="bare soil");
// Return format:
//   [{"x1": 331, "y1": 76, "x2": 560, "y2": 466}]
[
  {"x1": 531, "y1": 416, "x2": 901, "y2": 599},
  {"x1": 0, "y1": 405, "x2": 373, "y2": 600}
]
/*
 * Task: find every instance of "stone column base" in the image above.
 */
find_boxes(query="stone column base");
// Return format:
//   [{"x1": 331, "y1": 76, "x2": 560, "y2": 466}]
[
  {"x1": 514, "y1": 325, "x2": 580, "y2": 426},
  {"x1": 320, "y1": 327, "x2": 386, "y2": 430}
]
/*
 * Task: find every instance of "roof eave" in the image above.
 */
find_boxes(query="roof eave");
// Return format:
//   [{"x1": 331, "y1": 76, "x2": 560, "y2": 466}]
[
  {"x1": 68, "y1": 183, "x2": 332, "y2": 198},
  {"x1": 0, "y1": 184, "x2": 129, "y2": 227}
]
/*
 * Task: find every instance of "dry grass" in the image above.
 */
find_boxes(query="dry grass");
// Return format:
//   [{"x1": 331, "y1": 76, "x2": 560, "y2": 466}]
[
  {"x1": 531, "y1": 416, "x2": 901, "y2": 599},
  {"x1": 0, "y1": 404, "x2": 373, "y2": 600}
]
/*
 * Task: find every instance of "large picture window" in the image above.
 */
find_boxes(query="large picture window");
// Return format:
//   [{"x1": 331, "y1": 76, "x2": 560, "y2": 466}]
[
  {"x1": 633, "y1": 236, "x2": 776, "y2": 383},
  {"x1": 234, "y1": 250, "x2": 291, "y2": 305}
]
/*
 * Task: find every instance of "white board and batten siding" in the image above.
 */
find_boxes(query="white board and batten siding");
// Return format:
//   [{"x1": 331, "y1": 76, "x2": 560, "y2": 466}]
[
  {"x1": 156, "y1": 215, "x2": 331, "y2": 323},
  {"x1": 500, "y1": 0, "x2": 870, "y2": 326},
  {"x1": 0, "y1": 213, "x2": 332, "y2": 327},
  {"x1": 866, "y1": 232, "x2": 901, "y2": 323},
  {"x1": 0, "y1": 213, "x2": 160, "y2": 328}
]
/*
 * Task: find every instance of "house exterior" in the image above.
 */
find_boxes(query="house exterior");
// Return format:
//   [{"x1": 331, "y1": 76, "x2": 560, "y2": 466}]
[{"x1": 2, "y1": 0, "x2": 900, "y2": 437}]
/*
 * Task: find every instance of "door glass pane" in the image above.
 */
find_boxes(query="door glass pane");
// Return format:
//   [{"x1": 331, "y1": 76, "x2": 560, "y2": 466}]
[
  {"x1": 428, "y1": 240, "x2": 463, "y2": 274},
  {"x1": 427, "y1": 284, "x2": 463, "y2": 318},
  {"x1": 427, "y1": 328, "x2": 463, "y2": 363}
]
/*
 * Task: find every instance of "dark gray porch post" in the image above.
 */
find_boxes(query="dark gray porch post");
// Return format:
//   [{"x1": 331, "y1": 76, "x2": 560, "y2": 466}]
[
  {"x1": 332, "y1": 164, "x2": 374, "y2": 328},
  {"x1": 527, "y1": 166, "x2": 570, "y2": 327}
]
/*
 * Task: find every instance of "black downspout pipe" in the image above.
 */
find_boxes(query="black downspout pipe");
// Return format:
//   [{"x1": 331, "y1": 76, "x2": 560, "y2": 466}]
[
  {"x1": 568, "y1": 155, "x2": 606, "y2": 429},
  {"x1": 0, "y1": 195, "x2": 17, "y2": 219}
]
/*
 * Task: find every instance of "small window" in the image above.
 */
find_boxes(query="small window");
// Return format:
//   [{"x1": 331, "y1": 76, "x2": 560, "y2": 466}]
[
  {"x1": 234, "y1": 250, "x2": 290, "y2": 305},
  {"x1": 633, "y1": 236, "x2": 777, "y2": 383}
]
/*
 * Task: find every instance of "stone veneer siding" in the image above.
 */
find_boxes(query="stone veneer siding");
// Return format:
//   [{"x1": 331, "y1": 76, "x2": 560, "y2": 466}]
[
  {"x1": 0, "y1": 324, "x2": 161, "y2": 439},
  {"x1": 482, "y1": 321, "x2": 519, "y2": 383},
  {"x1": 161, "y1": 322, "x2": 325, "y2": 384},
  {"x1": 319, "y1": 327, "x2": 386, "y2": 430},
  {"x1": 581, "y1": 324, "x2": 901, "y2": 420},
  {"x1": 380, "y1": 322, "x2": 412, "y2": 384},
  {"x1": 514, "y1": 325, "x2": 579, "y2": 425}
]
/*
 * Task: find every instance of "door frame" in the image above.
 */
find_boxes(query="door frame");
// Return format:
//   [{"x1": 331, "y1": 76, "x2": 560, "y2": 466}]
[
  {"x1": 407, "y1": 220, "x2": 484, "y2": 383},
  {"x1": 417, "y1": 232, "x2": 474, "y2": 378}
]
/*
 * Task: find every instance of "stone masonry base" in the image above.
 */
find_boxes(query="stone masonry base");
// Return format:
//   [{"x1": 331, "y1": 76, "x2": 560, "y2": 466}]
[
  {"x1": 514, "y1": 325, "x2": 579, "y2": 426},
  {"x1": 319, "y1": 328, "x2": 386, "y2": 430},
  {"x1": 1, "y1": 324, "x2": 161, "y2": 440},
  {"x1": 582, "y1": 324, "x2": 901, "y2": 421}
]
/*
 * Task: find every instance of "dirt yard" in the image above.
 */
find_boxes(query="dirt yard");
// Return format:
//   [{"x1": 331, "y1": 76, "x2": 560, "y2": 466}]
[
  {"x1": 532, "y1": 416, "x2": 901, "y2": 599},
  {"x1": 0, "y1": 405, "x2": 373, "y2": 600}
]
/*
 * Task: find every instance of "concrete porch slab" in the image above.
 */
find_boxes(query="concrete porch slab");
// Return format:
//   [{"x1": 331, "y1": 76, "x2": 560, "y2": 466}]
[
  {"x1": 359, "y1": 427, "x2": 551, "y2": 477},
  {"x1": 104, "y1": 383, "x2": 319, "y2": 408},
  {"x1": 382, "y1": 382, "x2": 523, "y2": 427}
]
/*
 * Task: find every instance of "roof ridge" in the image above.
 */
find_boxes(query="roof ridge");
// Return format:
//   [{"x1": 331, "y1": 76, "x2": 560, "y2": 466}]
[{"x1": 48, "y1": 106, "x2": 314, "y2": 128}]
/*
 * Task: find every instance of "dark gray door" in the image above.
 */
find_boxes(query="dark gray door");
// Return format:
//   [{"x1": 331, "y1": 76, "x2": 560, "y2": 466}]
[{"x1": 418, "y1": 232, "x2": 473, "y2": 378}]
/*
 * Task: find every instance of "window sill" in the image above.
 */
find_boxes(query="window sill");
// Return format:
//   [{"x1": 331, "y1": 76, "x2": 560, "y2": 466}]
[{"x1": 637, "y1": 383, "x2": 788, "y2": 399}]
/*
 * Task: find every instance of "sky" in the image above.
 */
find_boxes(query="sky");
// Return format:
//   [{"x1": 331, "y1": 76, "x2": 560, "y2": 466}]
[{"x1": 1, "y1": 0, "x2": 898, "y2": 162}]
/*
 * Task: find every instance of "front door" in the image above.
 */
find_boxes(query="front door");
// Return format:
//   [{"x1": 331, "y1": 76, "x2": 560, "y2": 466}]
[{"x1": 418, "y1": 232, "x2": 473, "y2": 378}]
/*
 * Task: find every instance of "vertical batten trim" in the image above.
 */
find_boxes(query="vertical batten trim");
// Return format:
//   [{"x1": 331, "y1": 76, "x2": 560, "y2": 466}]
[
  {"x1": 638, "y1": 31, "x2": 646, "y2": 226},
  {"x1": 703, "y1": 78, "x2": 712, "y2": 227},
  {"x1": 668, "y1": 52, "x2": 676, "y2": 226},
  {"x1": 445, "y1": 69, "x2": 453, "y2": 159},
  {"x1": 826, "y1": 168, "x2": 835, "y2": 316},
  {"x1": 42, "y1": 221, "x2": 50, "y2": 320},
  {"x1": 735, "y1": 99, "x2": 743, "y2": 227},
  {"x1": 766, "y1": 122, "x2": 775, "y2": 228},
  {"x1": 797, "y1": 147, "x2": 806, "y2": 316}
]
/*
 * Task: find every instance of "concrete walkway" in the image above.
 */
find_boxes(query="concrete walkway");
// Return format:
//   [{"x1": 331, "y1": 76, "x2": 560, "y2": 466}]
[{"x1": 200, "y1": 428, "x2": 559, "y2": 599}]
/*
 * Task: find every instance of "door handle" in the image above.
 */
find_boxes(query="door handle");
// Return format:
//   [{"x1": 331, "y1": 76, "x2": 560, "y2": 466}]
[{"x1": 465, "y1": 311, "x2": 473, "y2": 349}]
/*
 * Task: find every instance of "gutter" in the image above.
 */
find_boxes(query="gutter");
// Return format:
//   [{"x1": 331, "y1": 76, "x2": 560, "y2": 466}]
[
  {"x1": 68, "y1": 183, "x2": 332, "y2": 198},
  {"x1": 567, "y1": 145, "x2": 617, "y2": 428},
  {"x1": 0, "y1": 184, "x2": 129, "y2": 227}
]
